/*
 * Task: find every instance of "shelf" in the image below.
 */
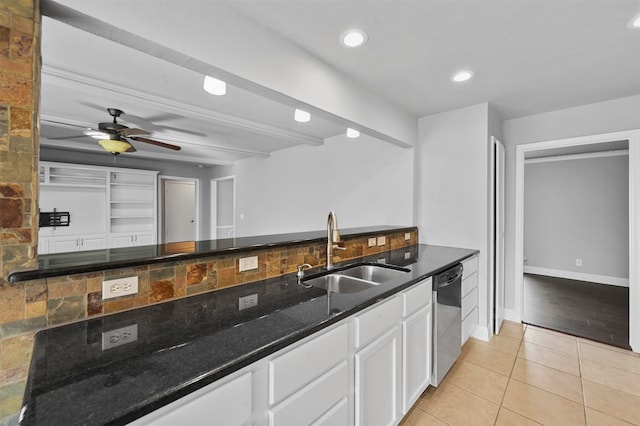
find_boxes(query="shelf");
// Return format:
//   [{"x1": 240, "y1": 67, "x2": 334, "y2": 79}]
[
  {"x1": 110, "y1": 215, "x2": 154, "y2": 219},
  {"x1": 110, "y1": 200, "x2": 153, "y2": 204},
  {"x1": 110, "y1": 183, "x2": 154, "y2": 188},
  {"x1": 49, "y1": 174, "x2": 105, "y2": 181},
  {"x1": 41, "y1": 183, "x2": 107, "y2": 189}
]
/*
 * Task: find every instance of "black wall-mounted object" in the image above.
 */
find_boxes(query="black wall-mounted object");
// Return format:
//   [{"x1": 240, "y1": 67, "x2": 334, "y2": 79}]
[{"x1": 39, "y1": 211, "x2": 71, "y2": 228}]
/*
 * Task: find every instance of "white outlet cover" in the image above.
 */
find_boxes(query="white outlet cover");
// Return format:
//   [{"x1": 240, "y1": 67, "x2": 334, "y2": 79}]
[
  {"x1": 239, "y1": 256, "x2": 259, "y2": 272},
  {"x1": 405, "y1": 233, "x2": 411, "y2": 241},
  {"x1": 377, "y1": 236, "x2": 386, "y2": 246},
  {"x1": 368, "y1": 238, "x2": 377, "y2": 247},
  {"x1": 102, "y1": 276, "x2": 138, "y2": 300}
]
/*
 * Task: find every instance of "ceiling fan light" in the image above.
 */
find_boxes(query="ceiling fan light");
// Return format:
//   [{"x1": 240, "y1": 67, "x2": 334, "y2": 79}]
[
  {"x1": 99, "y1": 139, "x2": 132, "y2": 154},
  {"x1": 203, "y1": 76, "x2": 226, "y2": 96},
  {"x1": 294, "y1": 109, "x2": 311, "y2": 123},
  {"x1": 628, "y1": 14, "x2": 640, "y2": 28},
  {"x1": 85, "y1": 130, "x2": 111, "y2": 139},
  {"x1": 346, "y1": 128, "x2": 360, "y2": 138}
]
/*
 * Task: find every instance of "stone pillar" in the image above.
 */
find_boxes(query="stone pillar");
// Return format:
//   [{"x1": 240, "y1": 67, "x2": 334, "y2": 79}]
[
  {"x1": 0, "y1": 1, "x2": 39, "y2": 422},
  {"x1": 0, "y1": 0, "x2": 39, "y2": 283}
]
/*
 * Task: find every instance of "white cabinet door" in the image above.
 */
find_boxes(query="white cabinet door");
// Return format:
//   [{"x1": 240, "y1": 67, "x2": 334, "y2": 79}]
[
  {"x1": 134, "y1": 232, "x2": 155, "y2": 246},
  {"x1": 38, "y1": 237, "x2": 49, "y2": 254},
  {"x1": 48, "y1": 235, "x2": 81, "y2": 253},
  {"x1": 355, "y1": 326, "x2": 400, "y2": 426},
  {"x1": 80, "y1": 234, "x2": 107, "y2": 251},
  {"x1": 131, "y1": 371, "x2": 252, "y2": 426},
  {"x1": 402, "y1": 304, "x2": 431, "y2": 414},
  {"x1": 109, "y1": 233, "x2": 134, "y2": 248}
]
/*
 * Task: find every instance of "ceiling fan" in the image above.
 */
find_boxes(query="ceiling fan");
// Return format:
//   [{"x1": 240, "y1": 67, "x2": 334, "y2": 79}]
[{"x1": 95, "y1": 108, "x2": 182, "y2": 155}]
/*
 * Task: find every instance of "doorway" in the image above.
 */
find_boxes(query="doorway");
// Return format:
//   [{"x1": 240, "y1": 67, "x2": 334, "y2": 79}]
[
  {"x1": 210, "y1": 176, "x2": 235, "y2": 239},
  {"x1": 160, "y1": 176, "x2": 198, "y2": 243},
  {"x1": 514, "y1": 129, "x2": 640, "y2": 352}
]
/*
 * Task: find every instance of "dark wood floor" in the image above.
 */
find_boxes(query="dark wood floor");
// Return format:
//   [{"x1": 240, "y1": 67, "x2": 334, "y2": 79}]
[{"x1": 523, "y1": 273, "x2": 630, "y2": 349}]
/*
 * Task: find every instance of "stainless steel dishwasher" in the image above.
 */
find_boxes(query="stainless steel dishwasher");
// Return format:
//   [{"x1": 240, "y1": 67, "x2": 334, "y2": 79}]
[{"x1": 432, "y1": 263, "x2": 463, "y2": 386}]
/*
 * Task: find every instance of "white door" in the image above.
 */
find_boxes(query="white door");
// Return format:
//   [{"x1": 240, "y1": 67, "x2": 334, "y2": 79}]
[
  {"x1": 494, "y1": 138, "x2": 506, "y2": 333},
  {"x1": 163, "y1": 179, "x2": 196, "y2": 243},
  {"x1": 80, "y1": 234, "x2": 107, "y2": 251},
  {"x1": 355, "y1": 326, "x2": 399, "y2": 426},
  {"x1": 210, "y1": 176, "x2": 235, "y2": 239}
]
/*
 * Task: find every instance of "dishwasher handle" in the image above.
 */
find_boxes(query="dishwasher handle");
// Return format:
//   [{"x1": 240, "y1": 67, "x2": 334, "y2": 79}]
[{"x1": 435, "y1": 264, "x2": 463, "y2": 288}]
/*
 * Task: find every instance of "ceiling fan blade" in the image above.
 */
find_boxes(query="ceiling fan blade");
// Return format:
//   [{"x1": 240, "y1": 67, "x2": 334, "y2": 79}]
[
  {"x1": 126, "y1": 144, "x2": 137, "y2": 153},
  {"x1": 117, "y1": 127, "x2": 149, "y2": 136},
  {"x1": 129, "y1": 136, "x2": 181, "y2": 151},
  {"x1": 44, "y1": 134, "x2": 91, "y2": 140}
]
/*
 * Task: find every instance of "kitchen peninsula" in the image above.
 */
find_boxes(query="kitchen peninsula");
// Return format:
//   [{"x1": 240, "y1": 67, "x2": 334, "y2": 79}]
[{"x1": 9, "y1": 225, "x2": 477, "y2": 425}]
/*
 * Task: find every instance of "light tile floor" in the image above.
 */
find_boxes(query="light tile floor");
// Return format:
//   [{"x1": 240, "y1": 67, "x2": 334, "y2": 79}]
[{"x1": 401, "y1": 321, "x2": 640, "y2": 426}]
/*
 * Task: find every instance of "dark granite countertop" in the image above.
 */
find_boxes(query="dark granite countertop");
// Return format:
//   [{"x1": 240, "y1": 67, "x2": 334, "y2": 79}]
[
  {"x1": 20, "y1": 244, "x2": 477, "y2": 426},
  {"x1": 9, "y1": 225, "x2": 417, "y2": 283}
]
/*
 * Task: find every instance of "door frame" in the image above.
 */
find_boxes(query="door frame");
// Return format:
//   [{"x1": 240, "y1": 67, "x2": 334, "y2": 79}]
[
  {"x1": 158, "y1": 175, "x2": 200, "y2": 243},
  {"x1": 488, "y1": 136, "x2": 505, "y2": 335},
  {"x1": 514, "y1": 129, "x2": 640, "y2": 352},
  {"x1": 210, "y1": 175, "x2": 235, "y2": 239}
]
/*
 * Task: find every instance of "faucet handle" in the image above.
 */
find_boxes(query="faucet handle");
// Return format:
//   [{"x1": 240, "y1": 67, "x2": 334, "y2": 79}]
[
  {"x1": 332, "y1": 243, "x2": 347, "y2": 251},
  {"x1": 297, "y1": 263, "x2": 313, "y2": 278}
]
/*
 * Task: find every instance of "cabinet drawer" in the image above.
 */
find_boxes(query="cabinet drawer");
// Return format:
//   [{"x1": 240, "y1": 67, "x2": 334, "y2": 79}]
[
  {"x1": 462, "y1": 255, "x2": 478, "y2": 277},
  {"x1": 462, "y1": 307, "x2": 478, "y2": 345},
  {"x1": 312, "y1": 397, "x2": 349, "y2": 426},
  {"x1": 402, "y1": 277, "x2": 432, "y2": 317},
  {"x1": 269, "y1": 323, "x2": 347, "y2": 405},
  {"x1": 462, "y1": 286, "x2": 478, "y2": 319},
  {"x1": 354, "y1": 296, "x2": 402, "y2": 349},
  {"x1": 269, "y1": 362, "x2": 348, "y2": 426},
  {"x1": 462, "y1": 272, "x2": 478, "y2": 297}
]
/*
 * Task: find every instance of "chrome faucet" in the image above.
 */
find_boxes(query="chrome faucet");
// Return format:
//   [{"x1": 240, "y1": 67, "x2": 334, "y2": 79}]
[{"x1": 327, "y1": 211, "x2": 346, "y2": 269}]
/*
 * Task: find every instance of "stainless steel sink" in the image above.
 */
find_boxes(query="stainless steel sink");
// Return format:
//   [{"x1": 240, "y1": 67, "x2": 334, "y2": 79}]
[
  {"x1": 303, "y1": 273, "x2": 377, "y2": 293},
  {"x1": 302, "y1": 263, "x2": 410, "y2": 293},
  {"x1": 338, "y1": 264, "x2": 409, "y2": 283}
]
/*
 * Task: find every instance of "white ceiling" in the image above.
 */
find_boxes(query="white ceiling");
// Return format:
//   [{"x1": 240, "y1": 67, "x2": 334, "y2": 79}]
[{"x1": 40, "y1": 0, "x2": 640, "y2": 165}]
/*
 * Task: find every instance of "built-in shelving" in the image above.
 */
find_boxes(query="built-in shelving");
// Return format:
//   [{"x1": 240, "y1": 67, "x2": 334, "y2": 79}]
[{"x1": 38, "y1": 162, "x2": 158, "y2": 254}]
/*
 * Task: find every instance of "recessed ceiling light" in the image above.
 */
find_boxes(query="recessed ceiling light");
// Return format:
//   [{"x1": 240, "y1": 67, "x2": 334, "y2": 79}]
[
  {"x1": 203, "y1": 75, "x2": 226, "y2": 96},
  {"x1": 294, "y1": 109, "x2": 311, "y2": 123},
  {"x1": 346, "y1": 128, "x2": 360, "y2": 138},
  {"x1": 628, "y1": 13, "x2": 640, "y2": 29},
  {"x1": 451, "y1": 70, "x2": 474, "y2": 83},
  {"x1": 340, "y1": 29, "x2": 368, "y2": 48}
]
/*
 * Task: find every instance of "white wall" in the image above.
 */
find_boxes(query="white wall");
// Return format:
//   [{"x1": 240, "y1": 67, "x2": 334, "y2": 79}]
[
  {"x1": 502, "y1": 95, "x2": 640, "y2": 310},
  {"x1": 415, "y1": 103, "x2": 491, "y2": 338},
  {"x1": 524, "y1": 154, "x2": 629, "y2": 282},
  {"x1": 231, "y1": 134, "x2": 414, "y2": 237}
]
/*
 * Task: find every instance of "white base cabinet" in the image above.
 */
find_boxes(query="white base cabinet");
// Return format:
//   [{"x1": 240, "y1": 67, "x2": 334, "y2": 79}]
[
  {"x1": 109, "y1": 232, "x2": 155, "y2": 248},
  {"x1": 134, "y1": 277, "x2": 434, "y2": 426},
  {"x1": 461, "y1": 255, "x2": 479, "y2": 345},
  {"x1": 40, "y1": 234, "x2": 107, "y2": 254}
]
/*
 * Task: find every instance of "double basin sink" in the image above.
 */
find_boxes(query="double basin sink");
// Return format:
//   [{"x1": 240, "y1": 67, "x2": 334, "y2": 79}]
[{"x1": 302, "y1": 263, "x2": 410, "y2": 293}]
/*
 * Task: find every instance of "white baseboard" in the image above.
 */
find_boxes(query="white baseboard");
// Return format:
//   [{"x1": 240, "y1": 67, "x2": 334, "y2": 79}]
[
  {"x1": 471, "y1": 325, "x2": 490, "y2": 342},
  {"x1": 503, "y1": 308, "x2": 519, "y2": 323},
  {"x1": 523, "y1": 266, "x2": 629, "y2": 287}
]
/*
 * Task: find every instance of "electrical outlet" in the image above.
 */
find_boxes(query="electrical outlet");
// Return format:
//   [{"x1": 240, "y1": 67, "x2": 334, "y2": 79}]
[
  {"x1": 239, "y1": 294, "x2": 258, "y2": 310},
  {"x1": 377, "y1": 236, "x2": 386, "y2": 246},
  {"x1": 102, "y1": 276, "x2": 138, "y2": 300},
  {"x1": 239, "y1": 256, "x2": 259, "y2": 272},
  {"x1": 576, "y1": 259, "x2": 583, "y2": 267},
  {"x1": 404, "y1": 232, "x2": 411, "y2": 241},
  {"x1": 368, "y1": 238, "x2": 377, "y2": 247},
  {"x1": 102, "y1": 324, "x2": 138, "y2": 350}
]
